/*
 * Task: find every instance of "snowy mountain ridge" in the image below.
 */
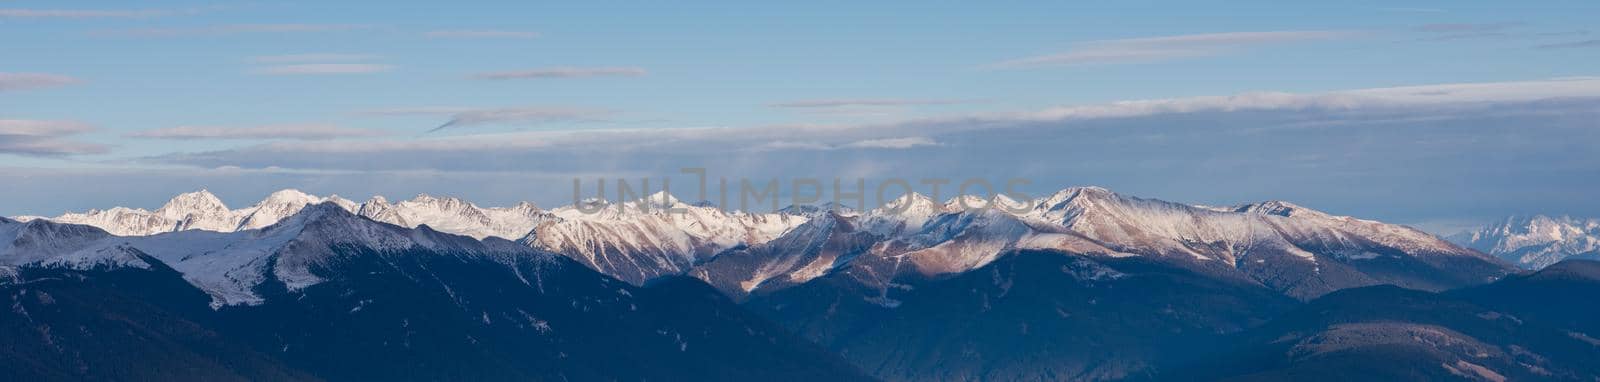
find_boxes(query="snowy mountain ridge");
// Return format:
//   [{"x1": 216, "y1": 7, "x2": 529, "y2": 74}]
[
  {"x1": 2, "y1": 203, "x2": 552, "y2": 307},
  {"x1": 1451, "y1": 215, "x2": 1600, "y2": 269},
  {"x1": 19, "y1": 189, "x2": 550, "y2": 240},
  {"x1": 9, "y1": 186, "x2": 1511, "y2": 300}
]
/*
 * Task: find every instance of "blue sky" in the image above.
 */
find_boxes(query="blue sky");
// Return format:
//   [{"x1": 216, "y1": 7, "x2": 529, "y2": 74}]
[{"x1": 3, "y1": 0, "x2": 1599, "y2": 233}]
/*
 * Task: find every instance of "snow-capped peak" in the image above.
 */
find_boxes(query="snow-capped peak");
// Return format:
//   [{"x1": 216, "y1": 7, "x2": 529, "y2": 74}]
[
  {"x1": 325, "y1": 194, "x2": 359, "y2": 211},
  {"x1": 151, "y1": 189, "x2": 237, "y2": 232},
  {"x1": 638, "y1": 190, "x2": 682, "y2": 208},
  {"x1": 1453, "y1": 214, "x2": 1600, "y2": 269},
  {"x1": 6, "y1": 201, "x2": 552, "y2": 307},
  {"x1": 263, "y1": 189, "x2": 320, "y2": 205},
  {"x1": 156, "y1": 189, "x2": 229, "y2": 218},
  {"x1": 1232, "y1": 200, "x2": 1327, "y2": 218},
  {"x1": 370, "y1": 193, "x2": 548, "y2": 240},
  {"x1": 236, "y1": 189, "x2": 332, "y2": 231},
  {"x1": 859, "y1": 192, "x2": 948, "y2": 235}
]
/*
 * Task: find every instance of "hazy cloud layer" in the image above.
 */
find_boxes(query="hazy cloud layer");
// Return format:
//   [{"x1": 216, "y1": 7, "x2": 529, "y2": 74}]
[
  {"x1": 0, "y1": 120, "x2": 108, "y2": 156},
  {"x1": 136, "y1": 78, "x2": 1600, "y2": 224},
  {"x1": 470, "y1": 67, "x2": 647, "y2": 80},
  {"x1": 989, "y1": 31, "x2": 1357, "y2": 68},
  {"x1": 249, "y1": 54, "x2": 380, "y2": 63},
  {"x1": 97, "y1": 24, "x2": 365, "y2": 38},
  {"x1": 0, "y1": 72, "x2": 81, "y2": 92},
  {"x1": 1538, "y1": 39, "x2": 1600, "y2": 49},
  {"x1": 251, "y1": 64, "x2": 394, "y2": 75},
  {"x1": 1413, "y1": 22, "x2": 1592, "y2": 43},
  {"x1": 426, "y1": 107, "x2": 615, "y2": 132},
  {"x1": 771, "y1": 99, "x2": 973, "y2": 108},
  {"x1": 127, "y1": 124, "x2": 386, "y2": 140},
  {"x1": 0, "y1": 8, "x2": 187, "y2": 18},
  {"x1": 749, "y1": 137, "x2": 941, "y2": 151},
  {"x1": 1416, "y1": 22, "x2": 1525, "y2": 33},
  {"x1": 425, "y1": 30, "x2": 540, "y2": 39}
]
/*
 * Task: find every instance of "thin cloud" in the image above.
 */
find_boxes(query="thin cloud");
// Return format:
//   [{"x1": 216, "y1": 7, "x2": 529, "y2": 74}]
[
  {"x1": 425, "y1": 30, "x2": 540, "y2": 39},
  {"x1": 98, "y1": 78, "x2": 1600, "y2": 226},
  {"x1": 1537, "y1": 39, "x2": 1600, "y2": 49},
  {"x1": 0, "y1": 120, "x2": 95, "y2": 136},
  {"x1": 0, "y1": 72, "x2": 81, "y2": 92},
  {"x1": 748, "y1": 137, "x2": 941, "y2": 152},
  {"x1": 1414, "y1": 22, "x2": 1529, "y2": 41},
  {"x1": 1008, "y1": 78, "x2": 1600, "y2": 121},
  {"x1": 1377, "y1": 7, "x2": 1448, "y2": 13},
  {"x1": 1416, "y1": 22, "x2": 1525, "y2": 33},
  {"x1": 354, "y1": 106, "x2": 479, "y2": 117},
  {"x1": 771, "y1": 98, "x2": 974, "y2": 108},
  {"x1": 127, "y1": 124, "x2": 386, "y2": 140},
  {"x1": 470, "y1": 67, "x2": 647, "y2": 80},
  {"x1": 0, "y1": 119, "x2": 107, "y2": 156},
  {"x1": 153, "y1": 77, "x2": 1600, "y2": 162},
  {"x1": 428, "y1": 107, "x2": 614, "y2": 132},
  {"x1": 0, "y1": 8, "x2": 187, "y2": 18},
  {"x1": 97, "y1": 24, "x2": 366, "y2": 38},
  {"x1": 249, "y1": 53, "x2": 379, "y2": 63},
  {"x1": 252, "y1": 64, "x2": 394, "y2": 75},
  {"x1": 988, "y1": 30, "x2": 1357, "y2": 69},
  {"x1": 843, "y1": 137, "x2": 941, "y2": 149}
]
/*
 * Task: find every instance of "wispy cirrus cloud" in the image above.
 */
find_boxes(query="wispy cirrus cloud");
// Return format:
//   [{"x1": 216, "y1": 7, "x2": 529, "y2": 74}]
[
  {"x1": 0, "y1": 119, "x2": 107, "y2": 156},
  {"x1": 127, "y1": 124, "x2": 386, "y2": 140},
  {"x1": 0, "y1": 72, "x2": 81, "y2": 92},
  {"x1": 470, "y1": 67, "x2": 647, "y2": 80},
  {"x1": 425, "y1": 30, "x2": 540, "y2": 39},
  {"x1": 842, "y1": 137, "x2": 942, "y2": 149},
  {"x1": 249, "y1": 53, "x2": 380, "y2": 63},
  {"x1": 94, "y1": 24, "x2": 366, "y2": 38},
  {"x1": 251, "y1": 64, "x2": 394, "y2": 75},
  {"x1": 989, "y1": 30, "x2": 1358, "y2": 69},
  {"x1": 424, "y1": 106, "x2": 615, "y2": 132},
  {"x1": 1414, "y1": 22, "x2": 1527, "y2": 41},
  {"x1": 0, "y1": 8, "x2": 190, "y2": 18},
  {"x1": 1377, "y1": 7, "x2": 1448, "y2": 14},
  {"x1": 358, "y1": 106, "x2": 617, "y2": 132},
  {"x1": 1537, "y1": 39, "x2": 1600, "y2": 49},
  {"x1": 136, "y1": 77, "x2": 1600, "y2": 224},
  {"x1": 770, "y1": 98, "x2": 974, "y2": 108},
  {"x1": 1416, "y1": 22, "x2": 1525, "y2": 33},
  {"x1": 149, "y1": 77, "x2": 1600, "y2": 166},
  {"x1": 748, "y1": 137, "x2": 942, "y2": 152}
]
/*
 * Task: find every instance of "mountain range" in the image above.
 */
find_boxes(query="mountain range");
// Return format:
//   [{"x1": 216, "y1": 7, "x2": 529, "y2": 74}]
[
  {"x1": 14, "y1": 186, "x2": 1514, "y2": 301},
  {"x1": 8, "y1": 187, "x2": 1599, "y2": 380},
  {"x1": 0, "y1": 205, "x2": 865, "y2": 381},
  {"x1": 1451, "y1": 215, "x2": 1600, "y2": 270}
]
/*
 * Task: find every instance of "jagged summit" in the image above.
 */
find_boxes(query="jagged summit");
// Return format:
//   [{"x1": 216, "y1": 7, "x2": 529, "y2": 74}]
[
  {"x1": 5, "y1": 201, "x2": 552, "y2": 307},
  {"x1": 1453, "y1": 214, "x2": 1600, "y2": 269},
  {"x1": 157, "y1": 189, "x2": 229, "y2": 215},
  {"x1": 21, "y1": 189, "x2": 549, "y2": 241},
  {"x1": 1231, "y1": 200, "x2": 1332, "y2": 219}
]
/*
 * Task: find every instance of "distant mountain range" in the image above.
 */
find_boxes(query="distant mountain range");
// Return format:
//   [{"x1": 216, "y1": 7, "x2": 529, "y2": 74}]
[
  {"x1": 1451, "y1": 215, "x2": 1600, "y2": 269},
  {"x1": 14, "y1": 186, "x2": 1514, "y2": 301},
  {"x1": 7, "y1": 187, "x2": 1599, "y2": 380},
  {"x1": 0, "y1": 205, "x2": 865, "y2": 381}
]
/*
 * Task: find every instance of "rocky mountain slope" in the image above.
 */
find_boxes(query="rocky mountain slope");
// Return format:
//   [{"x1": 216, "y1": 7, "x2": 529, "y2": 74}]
[
  {"x1": 0, "y1": 206, "x2": 868, "y2": 381},
  {"x1": 1178, "y1": 260, "x2": 1600, "y2": 381}
]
